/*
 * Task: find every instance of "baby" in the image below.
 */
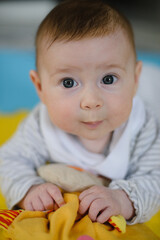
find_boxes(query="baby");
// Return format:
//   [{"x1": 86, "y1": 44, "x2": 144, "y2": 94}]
[{"x1": 0, "y1": 0, "x2": 160, "y2": 225}]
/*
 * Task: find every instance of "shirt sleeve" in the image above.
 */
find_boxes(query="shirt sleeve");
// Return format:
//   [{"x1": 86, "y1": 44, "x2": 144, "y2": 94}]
[
  {"x1": 0, "y1": 104, "x2": 50, "y2": 209},
  {"x1": 109, "y1": 109, "x2": 160, "y2": 224}
]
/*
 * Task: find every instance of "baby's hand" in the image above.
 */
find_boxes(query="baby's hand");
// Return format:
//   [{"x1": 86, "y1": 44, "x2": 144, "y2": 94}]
[
  {"x1": 18, "y1": 183, "x2": 65, "y2": 211},
  {"x1": 79, "y1": 186, "x2": 134, "y2": 223}
]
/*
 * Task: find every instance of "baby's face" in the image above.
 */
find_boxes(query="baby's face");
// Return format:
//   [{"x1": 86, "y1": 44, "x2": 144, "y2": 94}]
[{"x1": 31, "y1": 31, "x2": 142, "y2": 141}]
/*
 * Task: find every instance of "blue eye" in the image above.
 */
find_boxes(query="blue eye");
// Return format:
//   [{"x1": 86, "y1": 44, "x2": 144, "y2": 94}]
[
  {"x1": 62, "y1": 78, "x2": 77, "y2": 88},
  {"x1": 102, "y1": 75, "x2": 117, "y2": 84}
]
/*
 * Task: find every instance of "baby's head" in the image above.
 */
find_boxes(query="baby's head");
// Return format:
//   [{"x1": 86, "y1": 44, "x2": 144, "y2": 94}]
[
  {"x1": 35, "y1": 0, "x2": 136, "y2": 68},
  {"x1": 30, "y1": 0, "x2": 142, "y2": 144}
]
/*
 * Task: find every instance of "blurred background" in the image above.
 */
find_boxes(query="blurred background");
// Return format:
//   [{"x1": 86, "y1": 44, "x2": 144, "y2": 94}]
[{"x1": 0, "y1": 0, "x2": 160, "y2": 113}]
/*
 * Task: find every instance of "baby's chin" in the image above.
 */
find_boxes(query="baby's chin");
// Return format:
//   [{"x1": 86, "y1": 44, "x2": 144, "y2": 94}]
[
  {"x1": 60, "y1": 124, "x2": 111, "y2": 141},
  {"x1": 78, "y1": 132, "x2": 111, "y2": 141}
]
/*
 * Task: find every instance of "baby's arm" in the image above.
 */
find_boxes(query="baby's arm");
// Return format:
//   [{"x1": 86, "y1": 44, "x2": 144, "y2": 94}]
[
  {"x1": 79, "y1": 186, "x2": 134, "y2": 223},
  {"x1": 0, "y1": 105, "x2": 50, "y2": 209},
  {"x1": 110, "y1": 110, "x2": 160, "y2": 224},
  {"x1": 18, "y1": 183, "x2": 65, "y2": 211}
]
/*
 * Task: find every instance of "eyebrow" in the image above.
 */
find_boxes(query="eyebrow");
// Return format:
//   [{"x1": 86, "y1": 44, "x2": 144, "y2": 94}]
[
  {"x1": 97, "y1": 63, "x2": 126, "y2": 72},
  {"x1": 56, "y1": 67, "x2": 79, "y2": 72},
  {"x1": 51, "y1": 63, "x2": 125, "y2": 77},
  {"x1": 50, "y1": 66, "x2": 81, "y2": 76}
]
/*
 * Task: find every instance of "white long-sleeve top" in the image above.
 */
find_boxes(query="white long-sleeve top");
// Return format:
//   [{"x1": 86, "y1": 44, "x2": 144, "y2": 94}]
[{"x1": 0, "y1": 96, "x2": 160, "y2": 224}]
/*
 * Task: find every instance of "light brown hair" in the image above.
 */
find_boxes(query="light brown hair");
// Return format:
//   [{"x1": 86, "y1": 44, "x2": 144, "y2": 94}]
[{"x1": 35, "y1": 0, "x2": 135, "y2": 66}]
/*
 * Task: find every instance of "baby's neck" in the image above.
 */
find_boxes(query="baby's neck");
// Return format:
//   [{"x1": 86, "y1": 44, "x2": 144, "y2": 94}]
[{"x1": 78, "y1": 133, "x2": 112, "y2": 154}]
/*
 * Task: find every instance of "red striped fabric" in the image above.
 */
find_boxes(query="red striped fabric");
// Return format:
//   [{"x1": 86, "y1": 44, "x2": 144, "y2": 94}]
[{"x1": 0, "y1": 210, "x2": 22, "y2": 230}]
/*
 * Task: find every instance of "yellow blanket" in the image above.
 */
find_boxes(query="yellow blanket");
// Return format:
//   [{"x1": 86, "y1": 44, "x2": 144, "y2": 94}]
[{"x1": 0, "y1": 193, "x2": 159, "y2": 240}]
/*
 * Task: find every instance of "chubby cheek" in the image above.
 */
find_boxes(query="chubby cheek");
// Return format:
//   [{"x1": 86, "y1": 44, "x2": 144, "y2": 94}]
[
  {"x1": 47, "y1": 100, "x2": 77, "y2": 131},
  {"x1": 108, "y1": 95, "x2": 133, "y2": 129}
]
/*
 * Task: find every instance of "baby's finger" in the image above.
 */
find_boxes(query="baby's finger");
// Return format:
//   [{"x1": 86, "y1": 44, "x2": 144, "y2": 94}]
[
  {"x1": 88, "y1": 199, "x2": 108, "y2": 222},
  {"x1": 79, "y1": 186, "x2": 100, "y2": 201},
  {"x1": 79, "y1": 188, "x2": 93, "y2": 201},
  {"x1": 40, "y1": 191, "x2": 55, "y2": 210},
  {"x1": 54, "y1": 202, "x2": 59, "y2": 211},
  {"x1": 23, "y1": 200, "x2": 34, "y2": 211},
  {"x1": 47, "y1": 185, "x2": 65, "y2": 207},
  {"x1": 32, "y1": 196, "x2": 45, "y2": 211},
  {"x1": 79, "y1": 193, "x2": 99, "y2": 215},
  {"x1": 96, "y1": 207, "x2": 113, "y2": 223}
]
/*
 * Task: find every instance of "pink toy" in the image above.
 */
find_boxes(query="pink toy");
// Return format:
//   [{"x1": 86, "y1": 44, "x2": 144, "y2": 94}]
[{"x1": 77, "y1": 235, "x2": 94, "y2": 240}]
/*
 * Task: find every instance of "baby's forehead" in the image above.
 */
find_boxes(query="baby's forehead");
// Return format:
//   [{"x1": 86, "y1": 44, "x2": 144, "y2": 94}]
[
  {"x1": 39, "y1": 29, "x2": 133, "y2": 54},
  {"x1": 36, "y1": 31, "x2": 135, "y2": 71}
]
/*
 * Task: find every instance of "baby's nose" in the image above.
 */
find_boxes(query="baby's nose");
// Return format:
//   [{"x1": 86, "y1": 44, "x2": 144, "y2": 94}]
[{"x1": 80, "y1": 89, "x2": 103, "y2": 110}]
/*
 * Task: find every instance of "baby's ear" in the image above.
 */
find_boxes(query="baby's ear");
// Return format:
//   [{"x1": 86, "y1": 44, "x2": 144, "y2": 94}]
[
  {"x1": 135, "y1": 61, "x2": 142, "y2": 84},
  {"x1": 134, "y1": 61, "x2": 142, "y2": 95},
  {"x1": 29, "y1": 70, "x2": 43, "y2": 102}
]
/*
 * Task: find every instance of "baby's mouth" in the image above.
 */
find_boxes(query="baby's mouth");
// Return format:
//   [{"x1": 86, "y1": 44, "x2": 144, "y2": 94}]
[{"x1": 81, "y1": 120, "x2": 103, "y2": 129}]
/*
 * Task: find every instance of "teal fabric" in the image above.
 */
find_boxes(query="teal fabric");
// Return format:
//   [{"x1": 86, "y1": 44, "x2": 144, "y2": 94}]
[
  {"x1": 0, "y1": 49, "x2": 39, "y2": 113},
  {"x1": 138, "y1": 51, "x2": 160, "y2": 67}
]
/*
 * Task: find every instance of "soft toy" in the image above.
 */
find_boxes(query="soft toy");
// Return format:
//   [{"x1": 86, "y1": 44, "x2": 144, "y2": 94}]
[{"x1": 37, "y1": 163, "x2": 111, "y2": 192}]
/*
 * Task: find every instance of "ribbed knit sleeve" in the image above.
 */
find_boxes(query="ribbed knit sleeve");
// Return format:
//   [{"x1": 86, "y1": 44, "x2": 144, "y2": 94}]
[
  {"x1": 109, "y1": 109, "x2": 160, "y2": 224},
  {"x1": 0, "y1": 104, "x2": 49, "y2": 209}
]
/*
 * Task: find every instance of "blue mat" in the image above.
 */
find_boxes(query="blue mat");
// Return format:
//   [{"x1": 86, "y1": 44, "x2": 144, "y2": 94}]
[
  {"x1": 0, "y1": 49, "x2": 39, "y2": 113},
  {"x1": 138, "y1": 51, "x2": 160, "y2": 67}
]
